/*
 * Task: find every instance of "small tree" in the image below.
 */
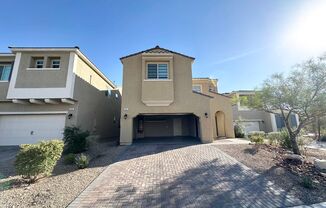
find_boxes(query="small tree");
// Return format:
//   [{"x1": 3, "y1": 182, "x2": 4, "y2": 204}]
[{"x1": 247, "y1": 55, "x2": 326, "y2": 155}]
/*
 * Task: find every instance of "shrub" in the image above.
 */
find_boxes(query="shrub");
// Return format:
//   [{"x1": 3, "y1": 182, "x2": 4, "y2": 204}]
[
  {"x1": 63, "y1": 153, "x2": 75, "y2": 165},
  {"x1": 63, "y1": 126, "x2": 89, "y2": 154},
  {"x1": 266, "y1": 132, "x2": 282, "y2": 145},
  {"x1": 15, "y1": 140, "x2": 64, "y2": 183},
  {"x1": 320, "y1": 135, "x2": 326, "y2": 142},
  {"x1": 301, "y1": 177, "x2": 313, "y2": 189},
  {"x1": 75, "y1": 154, "x2": 89, "y2": 169},
  {"x1": 234, "y1": 123, "x2": 245, "y2": 138},
  {"x1": 279, "y1": 129, "x2": 292, "y2": 149},
  {"x1": 248, "y1": 131, "x2": 265, "y2": 144}
]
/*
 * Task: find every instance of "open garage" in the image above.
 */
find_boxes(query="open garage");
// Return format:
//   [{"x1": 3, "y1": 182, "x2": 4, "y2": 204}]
[{"x1": 132, "y1": 114, "x2": 200, "y2": 142}]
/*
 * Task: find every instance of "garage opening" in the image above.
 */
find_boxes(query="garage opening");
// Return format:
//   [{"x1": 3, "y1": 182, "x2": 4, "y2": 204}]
[{"x1": 133, "y1": 114, "x2": 200, "y2": 143}]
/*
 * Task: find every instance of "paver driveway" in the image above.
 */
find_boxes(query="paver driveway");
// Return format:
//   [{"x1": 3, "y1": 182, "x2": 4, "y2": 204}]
[{"x1": 69, "y1": 143, "x2": 303, "y2": 208}]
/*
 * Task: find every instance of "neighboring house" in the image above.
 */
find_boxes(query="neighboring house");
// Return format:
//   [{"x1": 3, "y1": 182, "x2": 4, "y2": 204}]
[
  {"x1": 0, "y1": 47, "x2": 121, "y2": 145},
  {"x1": 226, "y1": 90, "x2": 299, "y2": 134},
  {"x1": 119, "y1": 46, "x2": 234, "y2": 145}
]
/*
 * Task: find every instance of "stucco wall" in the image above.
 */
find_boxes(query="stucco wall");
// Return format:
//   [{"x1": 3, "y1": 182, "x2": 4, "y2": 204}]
[
  {"x1": 209, "y1": 93, "x2": 235, "y2": 138},
  {"x1": 73, "y1": 76, "x2": 121, "y2": 139},
  {"x1": 15, "y1": 52, "x2": 70, "y2": 88},
  {"x1": 0, "y1": 83, "x2": 9, "y2": 101},
  {"x1": 192, "y1": 79, "x2": 217, "y2": 93},
  {"x1": 74, "y1": 56, "x2": 112, "y2": 91}
]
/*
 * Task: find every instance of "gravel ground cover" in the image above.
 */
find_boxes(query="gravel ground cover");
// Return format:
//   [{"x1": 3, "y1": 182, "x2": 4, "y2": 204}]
[
  {"x1": 215, "y1": 144, "x2": 326, "y2": 205},
  {"x1": 0, "y1": 141, "x2": 127, "y2": 208}
]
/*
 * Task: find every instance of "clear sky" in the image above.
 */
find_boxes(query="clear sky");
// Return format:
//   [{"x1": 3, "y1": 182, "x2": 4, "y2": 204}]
[{"x1": 1, "y1": 0, "x2": 326, "y2": 92}]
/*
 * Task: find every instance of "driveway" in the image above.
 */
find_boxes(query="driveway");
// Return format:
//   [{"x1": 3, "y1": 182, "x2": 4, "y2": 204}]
[{"x1": 69, "y1": 142, "x2": 302, "y2": 208}]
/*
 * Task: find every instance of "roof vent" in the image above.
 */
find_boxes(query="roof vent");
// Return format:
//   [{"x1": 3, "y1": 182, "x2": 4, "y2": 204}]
[{"x1": 155, "y1": 45, "x2": 160, "y2": 48}]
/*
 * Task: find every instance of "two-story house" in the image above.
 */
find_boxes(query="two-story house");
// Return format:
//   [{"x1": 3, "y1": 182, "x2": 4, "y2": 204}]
[
  {"x1": 226, "y1": 90, "x2": 299, "y2": 134},
  {"x1": 0, "y1": 47, "x2": 121, "y2": 145},
  {"x1": 119, "y1": 46, "x2": 234, "y2": 145}
]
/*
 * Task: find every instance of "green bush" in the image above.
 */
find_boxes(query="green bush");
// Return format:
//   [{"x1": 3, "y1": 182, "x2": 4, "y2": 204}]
[
  {"x1": 266, "y1": 132, "x2": 282, "y2": 145},
  {"x1": 301, "y1": 177, "x2": 313, "y2": 189},
  {"x1": 248, "y1": 131, "x2": 265, "y2": 144},
  {"x1": 75, "y1": 153, "x2": 89, "y2": 169},
  {"x1": 63, "y1": 126, "x2": 89, "y2": 154},
  {"x1": 15, "y1": 140, "x2": 64, "y2": 183},
  {"x1": 63, "y1": 153, "x2": 75, "y2": 165},
  {"x1": 320, "y1": 135, "x2": 326, "y2": 142},
  {"x1": 234, "y1": 123, "x2": 245, "y2": 138},
  {"x1": 279, "y1": 129, "x2": 292, "y2": 149}
]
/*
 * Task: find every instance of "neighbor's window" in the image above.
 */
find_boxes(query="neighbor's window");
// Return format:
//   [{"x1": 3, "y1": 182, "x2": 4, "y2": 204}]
[
  {"x1": 192, "y1": 85, "x2": 202, "y2": 93},
  {"x1": 51, "y1": 59, "x2": 60, "y2": 68},
  {"x1": 0, "y1": 64, "x2": 12, "y2": 81},
  {"x1": 147, "y1": 63, "x2": 168, "y2": 79},
  {"x1": 35, "y1": 59, "x2": 44, "y2": 68}
]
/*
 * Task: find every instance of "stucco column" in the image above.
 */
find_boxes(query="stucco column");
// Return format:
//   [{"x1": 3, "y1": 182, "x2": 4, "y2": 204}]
[
  {"x1": 199, "y1": 116, "x2": 213, "y2": 143},
  {"x1": 120, "y1": 117, "x2": 133, "y2": 145},
  {"x1": 270, "y1": 113, "x2": 278, "y2": 132}
]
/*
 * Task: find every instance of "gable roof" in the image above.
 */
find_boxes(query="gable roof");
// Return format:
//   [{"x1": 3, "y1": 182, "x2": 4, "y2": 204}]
[{"x1": 120, "y1": 45, "x2": 195, "y2": 61}]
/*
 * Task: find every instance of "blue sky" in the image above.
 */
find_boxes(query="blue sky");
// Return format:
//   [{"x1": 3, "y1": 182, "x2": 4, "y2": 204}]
[{"x1": 1, "y1": 0, "x2": 326, "y2": 92}]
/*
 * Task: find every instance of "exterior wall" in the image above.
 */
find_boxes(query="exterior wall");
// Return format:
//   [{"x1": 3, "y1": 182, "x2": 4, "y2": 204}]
[
  {"x1": 141, "y1": 55, "x2": 174, "y2": 106},
  {"x1": 120, "y1": 53, "x2": 214, "y2": 144},
  {"x1": 192, "y1": 79, "x2": 218, "y2": 94},
  {"x1": 73, "y1": 76, "x2": 121, "y2": 139},
  {"x1": 209, "y1": 93, "x2": 235, "y2": 138},
  {"x1": 0, "y1": 83, "x2": 9, "y2": 101},
  {"x1": 15, "y1": 51, "x2": 70, "y2": 88},
  {"x1": 0, "y1": 102, "x2": 75, "y2": 128},
  {"x1": 231, "y1": 92, "x2": 276, "y2": 133},
  {"x1": 74, "y1": 56, "x2": 111, "y2": 91}
]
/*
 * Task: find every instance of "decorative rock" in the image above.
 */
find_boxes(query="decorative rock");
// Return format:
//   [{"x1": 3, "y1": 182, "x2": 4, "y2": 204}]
[
  {"x1": 274, "y1": 167, "x2": 285, "y2": 175},
  {"x1": 314, "y1": 159, "x2": 326, "y2": 170},
  {"x1": 284, "y1": 154, "x2": 304, "y2": 165}
]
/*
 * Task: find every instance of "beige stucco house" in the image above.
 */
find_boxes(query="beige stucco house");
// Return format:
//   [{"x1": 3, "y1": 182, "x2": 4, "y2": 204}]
[
  {"x1": 0, "y1": 47, "x2": 121, "y2": 145},
  {"x1": 119, "y1": 46, "x2": 234, "y2": 145},
  {"x1": 226, "y1": 90, "x2": 299, "y2": 134}
]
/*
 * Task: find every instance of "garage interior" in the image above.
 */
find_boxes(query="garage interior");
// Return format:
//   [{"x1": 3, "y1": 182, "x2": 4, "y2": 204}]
[{"x1": 133, "y1": 114, "x2": 200, "y2": 143}]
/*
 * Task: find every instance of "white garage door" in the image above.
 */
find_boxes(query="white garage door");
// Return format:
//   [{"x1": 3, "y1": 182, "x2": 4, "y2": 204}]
[
  {"x1": 0, "y1": 114, "x2": 66, "y2": 146},
  {"x1": 242, "y1": 121, "x2": 260, "y2": 134}
]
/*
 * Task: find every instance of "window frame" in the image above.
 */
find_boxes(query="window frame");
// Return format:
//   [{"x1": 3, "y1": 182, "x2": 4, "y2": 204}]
[
  {"x1": 192, "y1": 84, "x2": 202, "y2": 93},
  {"x1": 35, "y1": 59, "x2": 44, "y2": 68},
  {"x1": 51, "y1": 59, "x2": 60, "y2": 68},
  {"x1": 0, "y1": 63, "x2": 12, "y2": 81},
  {"x1": 146, "y1": 62, "x2": 169, "y2": 80}
]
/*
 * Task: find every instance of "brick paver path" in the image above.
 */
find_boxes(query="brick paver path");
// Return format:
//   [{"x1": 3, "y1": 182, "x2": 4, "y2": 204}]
[{"x1": 69, "y1": 143, "x2": 303, "y2": 208}]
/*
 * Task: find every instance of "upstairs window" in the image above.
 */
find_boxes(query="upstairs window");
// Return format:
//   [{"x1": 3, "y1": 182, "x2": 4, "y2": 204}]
[
  {"x1": 0, "y1": 64, "x2": 12, "y2": 81},
  {"x1": 51, "y1": 59, "x2": 60, "y2": 68},
  {"x1": 192, "y1": 85, "x2": 202, "y2": 93},
  {"x1": 34, "y1": 58, "x2": 44, "y2": 68},
  {"x1": 147, "y1": 63, "x2": 168, "y2": 79}
]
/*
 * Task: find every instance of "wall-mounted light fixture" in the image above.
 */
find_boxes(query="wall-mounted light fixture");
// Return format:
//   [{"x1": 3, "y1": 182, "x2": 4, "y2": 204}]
[
  {"x1": 68, "y1": 113, "x2": 73, "y2": 119},
  {"x1": 124, "y1": 114, "x2": 128, "y2": 119},
  {"x1": 204, "y1": 112, "x2": 208, "y2": 118}
]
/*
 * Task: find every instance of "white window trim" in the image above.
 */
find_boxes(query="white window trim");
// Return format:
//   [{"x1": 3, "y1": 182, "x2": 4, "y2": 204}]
[
  {"x1": 146, "y1": 62, "x2": 169, "y2": 80},
  {"x1": 35, "y1": 59, "x2": 44, "y2": 68},
  {"x1": 0, "y1": 64, "x2": 12, "y2": 81},
  {"x1": 192, "y1": 84, "x2": 202, "y2": 93},
  {"x1": 51, "y1": 59, "x2": 61, "y2": 68},
  {"x1": 26, "y1": 67, "x2": 61, "y2": 71}
]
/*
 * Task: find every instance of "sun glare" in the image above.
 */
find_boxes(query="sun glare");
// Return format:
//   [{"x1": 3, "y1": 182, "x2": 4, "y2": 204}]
[{"x1": 282, "y1": 1, "x2": 326, "y2": 56}]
